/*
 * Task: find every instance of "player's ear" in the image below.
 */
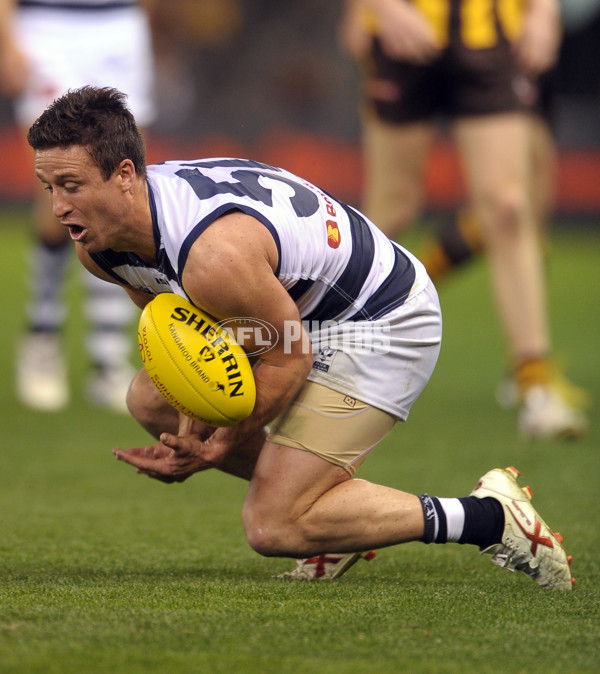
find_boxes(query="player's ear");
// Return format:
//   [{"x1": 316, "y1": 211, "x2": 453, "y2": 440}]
[{"x1": 117, "y1": 159, "x2": 136, "y2": 191}]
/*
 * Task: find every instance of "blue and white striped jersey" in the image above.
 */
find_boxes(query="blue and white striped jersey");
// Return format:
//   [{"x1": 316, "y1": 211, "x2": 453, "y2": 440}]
[{"x1": 91, "y1": 158, "x2": 428, "y2": 324}]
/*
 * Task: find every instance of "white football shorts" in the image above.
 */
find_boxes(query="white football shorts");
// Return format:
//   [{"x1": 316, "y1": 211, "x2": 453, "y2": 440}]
[
  {"x1": 306, "y1": 278, "x2": 442, "y2": 421},
  {"x1": 13, "y1": 5, "x2": 155, "y2": 126}
]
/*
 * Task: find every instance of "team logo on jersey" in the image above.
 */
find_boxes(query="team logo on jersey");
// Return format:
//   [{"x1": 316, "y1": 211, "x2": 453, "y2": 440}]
[
  {"x1": 312, "y1": 346, "x2": 337, "y2": 373},
  {"x1": 327, "y1": 220, "x2": 340, "y2": 249}
]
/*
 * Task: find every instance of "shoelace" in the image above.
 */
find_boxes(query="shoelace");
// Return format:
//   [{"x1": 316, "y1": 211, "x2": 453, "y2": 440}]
[{"x1": 490, "y1": 546, "x2": 536, "y2": 577}]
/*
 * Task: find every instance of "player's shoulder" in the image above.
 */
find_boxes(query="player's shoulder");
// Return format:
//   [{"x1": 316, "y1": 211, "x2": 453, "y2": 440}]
[
  {"x1": 146, "y1": 158, "x2": 236, "y2": 195},
  {"x1": 146, "y1": 160, "x2": 209, "y2": 207},
  {"x1": 147, "y1": 157, "x2": 285, "y2": 179},
  {"x1": 147, "y1": 160, "x2": 193, "y2": 180}
]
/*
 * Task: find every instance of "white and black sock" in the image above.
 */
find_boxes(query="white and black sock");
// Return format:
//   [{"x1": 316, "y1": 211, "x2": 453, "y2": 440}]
[
  {"x1": 83, "y1": 272, "x2": 135, "y2": 370},
  {"x1": 419, "y1": 494, "x2": 504, "y2": 548},
  {"x1": 26, "y1": 239, "x2": 70, "y2": 332}
]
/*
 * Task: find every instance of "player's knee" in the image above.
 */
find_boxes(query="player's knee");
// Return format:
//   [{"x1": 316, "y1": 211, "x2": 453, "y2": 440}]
[
  {"x1": 497, "y1": 194, "x2": 527, "y2": 234},
  {"x1": 242, "y1": 502, "x2": 298, "y2": 557},
  {"x1": 125, "y1": 369, "x2": 148, "y2": 416},
  {"x1": 126, "y1": 368, "x2": 175, "y2": 437},
  {"x1": 479, "y1": 189, "x2": 529, "y2": 238},
  {"x1": 243, "y1": 524, "x2": 280, "y2": 557},
  {"x1": 243, "y1": 521, "x2": 283, "y2": 558}
]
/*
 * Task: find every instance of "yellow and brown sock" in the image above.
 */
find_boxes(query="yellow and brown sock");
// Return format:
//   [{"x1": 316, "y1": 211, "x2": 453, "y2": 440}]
[
  {"x1": 419, "y1": 207, "x2": 486, "y2": 283},
  {"x1": 513, "y1": 356, "x2": 552, "y2": 400}
]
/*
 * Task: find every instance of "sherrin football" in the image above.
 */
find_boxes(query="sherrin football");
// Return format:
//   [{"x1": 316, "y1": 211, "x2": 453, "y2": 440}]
[{"x1": 137, "y1": 293, "x2": 256, "y2": 426}]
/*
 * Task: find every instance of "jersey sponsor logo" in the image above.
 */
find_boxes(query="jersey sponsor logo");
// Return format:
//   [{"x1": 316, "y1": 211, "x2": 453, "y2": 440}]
[
  {"x1": 327, "y1": 220, "x2": 340, "y2": 249},
  {"x1": 303, "y1": 206, "x2": 376, "y2": 324},
  {"x1": 321, "y1": 190, "x2": 341, "y2": 248}
]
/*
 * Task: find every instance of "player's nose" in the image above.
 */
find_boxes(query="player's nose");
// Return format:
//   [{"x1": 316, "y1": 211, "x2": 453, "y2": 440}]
[{"x1": 52, "y1": 191, "x2": 72, "y2": 218}]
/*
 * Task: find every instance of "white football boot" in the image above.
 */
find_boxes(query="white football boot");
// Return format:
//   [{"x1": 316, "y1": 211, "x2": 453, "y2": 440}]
[
  {"x1": 16, "y1": 332, "x2": 69, "y2": 411},
  {"x1": 496, "y1": 363, "x2": 590, "y2": 411},
  {"x1": 519, "y1": 384, "x2": 588, "y2": 440},
  {"x1": 495, "y1": 374, "x2": 520, "y2": 410},
  {"x1": 471, "y1": 466, "x2": 574, "y2": 591},
  {"x1": 278, "y1": 551, "x2": 376, "y2": 581}
]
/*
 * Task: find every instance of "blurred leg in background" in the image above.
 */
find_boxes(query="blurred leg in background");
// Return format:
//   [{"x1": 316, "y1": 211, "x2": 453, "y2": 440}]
[
  {"x1": 0, "y1": 1, "x2": 156, "y2": 412},
  {"x1": 341, "y1": 0, "x2": 588, "y2": 440}
]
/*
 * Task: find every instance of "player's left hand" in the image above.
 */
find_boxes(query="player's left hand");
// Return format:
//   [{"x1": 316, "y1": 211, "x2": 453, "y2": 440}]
[{"x1": 112, "y1": 434, "x2": 214, "y2": 483}]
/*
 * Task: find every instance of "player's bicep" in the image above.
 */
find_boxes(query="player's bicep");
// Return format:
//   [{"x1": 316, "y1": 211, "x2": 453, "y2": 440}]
[{"x1": 180, "y1": 214, "x2": 309, "y2": 365}]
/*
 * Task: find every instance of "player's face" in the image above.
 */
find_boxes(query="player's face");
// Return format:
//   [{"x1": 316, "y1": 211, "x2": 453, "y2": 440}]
[{"x1": 34, "y1": 145, "x2": 135, "y2": 254}]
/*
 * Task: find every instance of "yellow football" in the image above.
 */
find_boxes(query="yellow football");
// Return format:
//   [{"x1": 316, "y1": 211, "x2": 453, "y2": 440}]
[{"x1": 137, "y1": 293, "x2": 256, "y2": 426}]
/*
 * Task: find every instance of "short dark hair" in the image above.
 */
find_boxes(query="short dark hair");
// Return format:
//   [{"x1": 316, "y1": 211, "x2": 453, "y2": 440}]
[{"x1": 27, "y1": 86, "x2": 147, "y2": 180}]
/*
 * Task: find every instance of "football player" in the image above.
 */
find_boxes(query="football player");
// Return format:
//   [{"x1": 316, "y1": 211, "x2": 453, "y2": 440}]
[
  {"x1": 338, "y1": 0, "x2": 587, "y2": 441},
  {"x1": 26, "y1": 86, "x2": 574, "y2": 591},
  {"x1": 0, "y1": 0, "x2": 156, "y2": 412}
]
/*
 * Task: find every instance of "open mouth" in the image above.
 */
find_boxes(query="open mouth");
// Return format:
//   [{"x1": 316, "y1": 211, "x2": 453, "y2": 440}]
[{"x1": 67, "y1": 224, "x2": 85, "y2": 241}]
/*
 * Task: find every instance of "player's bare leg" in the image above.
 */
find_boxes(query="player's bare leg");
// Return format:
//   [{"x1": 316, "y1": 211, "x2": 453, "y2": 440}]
[
  {"x1": 126, "y1": 368, "x2": 180, "y2": 437},
  {"x1": 243, "y1": 445, "x2": 574, "y2": 590},
  {"x1": 361, "y1": 117, "x2": 433, "y2": 236},
  {"x1": 16, "y1": 181, "x2": 70, "y2": 410},
  {"x1": 455, "y1": 113, "x2": 548, "y2": 359},
  {"x1": 243, "y1": 442, "x2": 424, "y2": 556},
  {"x1": 455, "y1": 114, "x2": 587, "y2": 438}
]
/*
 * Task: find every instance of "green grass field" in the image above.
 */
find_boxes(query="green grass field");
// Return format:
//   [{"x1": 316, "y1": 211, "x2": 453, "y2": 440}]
[{"x1": 0, "y1": 210, "x2": 598, "y2": 673}]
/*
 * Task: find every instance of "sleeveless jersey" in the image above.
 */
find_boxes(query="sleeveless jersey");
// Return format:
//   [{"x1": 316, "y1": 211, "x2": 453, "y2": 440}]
[
  {"x1": 364, "y1": 0, "x2": 524, "y2": 48},
  {"x1": 91, "y1": 158, "x2": 428, "y2": 325}
]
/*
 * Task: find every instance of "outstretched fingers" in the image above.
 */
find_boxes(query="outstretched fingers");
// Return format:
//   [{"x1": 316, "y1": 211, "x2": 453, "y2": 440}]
[
  {"x1": 112, "y1": 434, "x2": 214, "y2": 483},
  {"x1": 112, "y1": 442, "x2": 182, "y2": 483}
]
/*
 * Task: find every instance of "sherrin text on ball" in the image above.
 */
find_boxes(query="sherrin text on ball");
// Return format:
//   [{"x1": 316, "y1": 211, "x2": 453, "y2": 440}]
[{"x1": 138, "y1": 294, "x2": 256, "y2": 426}]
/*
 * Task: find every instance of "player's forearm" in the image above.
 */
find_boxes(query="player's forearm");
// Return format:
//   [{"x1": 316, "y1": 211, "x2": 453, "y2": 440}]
[
  {"x1": 217, "y1": 427, "x2": 266, "y2": 481},
  {"x1": 208, "y1": 353, "x2": 312, "y2": 465}
]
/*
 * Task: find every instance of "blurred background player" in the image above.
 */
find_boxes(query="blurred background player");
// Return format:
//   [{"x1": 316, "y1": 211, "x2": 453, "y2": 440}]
[
  {"x1": 415, "y1": 73, "x2": 555, "y2": 291},
  {"x1": 0, "y1": 0, "x2": 156, "y2": 412},
  {"x1": 416, "y1": 70, "x2": 591, "y2": 414},
  {"x1": 339, "y1": 0, "x2": 588, "y2": 440}
]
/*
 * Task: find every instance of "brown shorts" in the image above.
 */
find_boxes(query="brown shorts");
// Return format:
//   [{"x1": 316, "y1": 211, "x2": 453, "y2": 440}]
[
  {"x1": 362, "y1": 22, "x2": 545, "y2": 123},
  {"x1": 267, "y1": 381, "x2": 396, "y2": 476}
]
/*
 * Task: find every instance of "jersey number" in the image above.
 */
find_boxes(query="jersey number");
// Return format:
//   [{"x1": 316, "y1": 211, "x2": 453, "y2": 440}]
[{"x1": 175, "y1": 159, "x2": 319, "y2": 218}]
